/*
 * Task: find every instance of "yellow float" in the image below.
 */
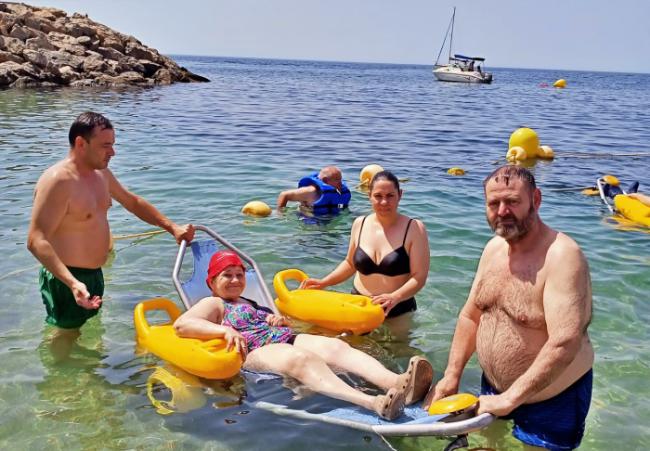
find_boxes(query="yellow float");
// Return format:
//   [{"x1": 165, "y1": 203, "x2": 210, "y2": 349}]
[
  {"x1": 147, "y1": 366, "x2": 207, "y2": 415},
  {"x1": 273, "y1": 269, "x2": 384, "y2": 335},
  {"x1": 241, "y1": 200, "x2": 272, "y2": 217},
  {"x1": 447, "y1": 167, "x2": 466, "y2": 176},
  {"x1": 614, "y1": 195, "x2": 650, "y2": 227},
  {"x1": 134, "y1": 298, "x2": 242, "y2": 379},
  {"x1": 359, "y1": 164, "x2": 384, "y2": 187},
  {"x1": 553, "y1": 79, "x2": 567, "y2": 88},
  {"x1": 428, "y1": 393, "x2": 479, "y2": 416},
  {"x1": 506, "y1": 128, "x2": 555, "y2": 162}
]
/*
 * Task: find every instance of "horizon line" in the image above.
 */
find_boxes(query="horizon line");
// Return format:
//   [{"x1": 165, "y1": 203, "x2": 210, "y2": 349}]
[{"x1": 166, "y1": 53, "x2": 650, "y2": 76}]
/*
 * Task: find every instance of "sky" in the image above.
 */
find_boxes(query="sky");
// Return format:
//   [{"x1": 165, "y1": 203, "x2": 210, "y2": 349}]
[{"x1": 27, "y1": 0, "x2": 650, "y2": 73}]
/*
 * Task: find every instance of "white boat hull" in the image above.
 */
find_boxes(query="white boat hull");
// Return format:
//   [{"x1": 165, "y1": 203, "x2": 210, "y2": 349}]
[{"x1": 433, "y1": 66, "x2": 492, "y2": 84}]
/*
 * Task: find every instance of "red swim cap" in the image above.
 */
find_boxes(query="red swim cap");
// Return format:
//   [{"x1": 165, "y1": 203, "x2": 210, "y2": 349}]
[{"x1": 206, "y1": 250, "x2": 245, "y2": 287}]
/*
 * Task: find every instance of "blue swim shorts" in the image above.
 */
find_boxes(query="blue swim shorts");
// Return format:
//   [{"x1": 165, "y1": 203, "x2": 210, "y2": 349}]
[{"x1": 481, "y1": 369, "x2": 592, "y2": 451}]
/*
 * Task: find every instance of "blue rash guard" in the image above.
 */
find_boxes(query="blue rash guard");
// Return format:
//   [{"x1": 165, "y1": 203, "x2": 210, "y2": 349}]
[{"x1": 298, "y1": 172, "x2": 351, "y2": 214}]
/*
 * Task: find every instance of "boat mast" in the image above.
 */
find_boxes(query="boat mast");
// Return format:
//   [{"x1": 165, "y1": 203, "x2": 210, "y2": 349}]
[
  {"x1": 434, "y1": 7, "x2": 455, "y2": 66},
  {"x1": 449, "y1": 7, "x2": 455, "y2": 62}
]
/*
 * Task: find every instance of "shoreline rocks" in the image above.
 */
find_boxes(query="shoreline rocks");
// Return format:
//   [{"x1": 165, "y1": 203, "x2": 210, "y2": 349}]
[{"x1": 0, "y1": 2, "x2": 209, "y2": 88}]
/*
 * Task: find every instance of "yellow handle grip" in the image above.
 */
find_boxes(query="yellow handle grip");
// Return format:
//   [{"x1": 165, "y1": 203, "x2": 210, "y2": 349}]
[
  {"x1": 134, "y1": 298, "x2": 183, "y2": 340},
  {"x1": 273, "y1": 268, "x2": 309, "y2": 301}
]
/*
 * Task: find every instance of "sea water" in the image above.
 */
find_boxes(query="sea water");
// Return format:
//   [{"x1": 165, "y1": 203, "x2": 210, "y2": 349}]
[{"x1": 0, "y1": 57, "x2": 648, "y2": 450}]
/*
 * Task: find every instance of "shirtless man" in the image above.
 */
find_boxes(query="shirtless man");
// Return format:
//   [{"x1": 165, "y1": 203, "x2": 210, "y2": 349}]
[
  {"x1": 425, "y1": 165, "x2": 594, "y2": 450},
  {"x1": 27, "y1": 112, "x2": 194, "y2": 357},
  {"x1": 276, "y1": 166, "x2": 350, "y2": 214}
]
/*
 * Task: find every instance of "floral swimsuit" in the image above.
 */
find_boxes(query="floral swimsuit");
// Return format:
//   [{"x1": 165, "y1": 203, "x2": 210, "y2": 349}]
[{"x1": 222, "y1": 299, "x2": 293, "y2": 351}]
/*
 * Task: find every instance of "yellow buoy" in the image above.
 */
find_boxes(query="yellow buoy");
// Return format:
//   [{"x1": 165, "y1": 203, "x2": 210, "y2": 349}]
[
  {"x1": 537, "y1": 145, "x2": 555, "y2": 159},
  {"x1": 429, "y1": 393, "x2": 479, "y2": 416},
  {"x1": 553, "y1": 79, "x2": 567, "y2": 88},
  {"x1": 359, "y1": 164, "x2": 384, "y2": 186},
  {"x1": 241, "y1": 201, "x2": 272, "y2": 217},
  {"x1": 509, "y1": 128, "x2": 540, "y2": 158},
  {"x1": 447, "y1": 167, "x2": 465, "y2": 176}
]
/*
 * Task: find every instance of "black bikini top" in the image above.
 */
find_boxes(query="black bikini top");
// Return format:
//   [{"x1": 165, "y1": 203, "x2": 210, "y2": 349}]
[{"x1": 353, "y1": 217, "x2": 413, "y2": 277}]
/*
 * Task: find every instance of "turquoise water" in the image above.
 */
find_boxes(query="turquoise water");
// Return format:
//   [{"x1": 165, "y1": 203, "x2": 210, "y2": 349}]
[{"x1": 1, "y1": 57, "x2": 649, "y2": 450}]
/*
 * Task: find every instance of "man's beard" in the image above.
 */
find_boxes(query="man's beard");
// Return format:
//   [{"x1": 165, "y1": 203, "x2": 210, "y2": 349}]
[{"x1": 488, "y1": 205, "x2": 536, "y2": 242}]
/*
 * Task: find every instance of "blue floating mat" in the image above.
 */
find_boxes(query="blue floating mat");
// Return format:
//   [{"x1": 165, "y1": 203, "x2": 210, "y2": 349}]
[{"x1": 322, "y1": 405, "x2": 449, "y2": 426}]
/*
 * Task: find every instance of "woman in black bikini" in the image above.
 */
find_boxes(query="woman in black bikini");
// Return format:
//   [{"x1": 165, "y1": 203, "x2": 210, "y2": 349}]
[{"x1": 301, "y1": 171, "x2": 430, "y2": 336}]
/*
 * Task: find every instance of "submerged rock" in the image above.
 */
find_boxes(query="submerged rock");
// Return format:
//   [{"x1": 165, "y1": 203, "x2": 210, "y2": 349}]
[{"x1": 0, "y1": 2, "x2": 209, "y2": 88}]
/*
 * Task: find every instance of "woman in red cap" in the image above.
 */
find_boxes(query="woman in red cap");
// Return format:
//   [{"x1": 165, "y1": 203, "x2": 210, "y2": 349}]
[{"x1": 174, "y1": 250, "x2": 433, "y2": 420}]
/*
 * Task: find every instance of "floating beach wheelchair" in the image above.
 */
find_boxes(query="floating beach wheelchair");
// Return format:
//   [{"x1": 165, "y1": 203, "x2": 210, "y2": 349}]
[
  {"x1": 134, "y1": 225, "x2": 494, "y2": 447},
  {"x1": 595, "y1": 175, "x2": 649, "y2": 228}
]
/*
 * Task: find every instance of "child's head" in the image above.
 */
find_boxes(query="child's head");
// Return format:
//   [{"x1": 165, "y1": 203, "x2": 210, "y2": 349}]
[{"x1": 206, "y1": 250, "x2": 246, "y2": 299}]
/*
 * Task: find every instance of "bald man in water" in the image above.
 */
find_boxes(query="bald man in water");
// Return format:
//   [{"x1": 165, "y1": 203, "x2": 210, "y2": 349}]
[
  {"x1": 277, "y1": 166, "x2": 350, "y2": 213},
  {"x1": 27, "y1": 112, "x2": 194, "y2": 358},
  {"x1": 425, "y1": 165, "x2": 594, "y2": 450}
]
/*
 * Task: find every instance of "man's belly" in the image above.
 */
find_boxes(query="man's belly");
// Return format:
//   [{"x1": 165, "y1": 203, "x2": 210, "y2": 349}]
[
  {"x1": 477, "y1": 312, "x2": 594, "y2": 403},
  {"x1": 52, "y1": 222, "x2": 111, "y2": 268}
]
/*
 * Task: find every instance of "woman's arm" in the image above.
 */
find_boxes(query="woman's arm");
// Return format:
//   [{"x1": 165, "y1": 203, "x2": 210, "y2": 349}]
[
  {"x1": 173, "y1": 297, "x2": 247, "y2": 356},
  {"x1": 173, "y1": 297, "x2": 228, "y2": 338}
]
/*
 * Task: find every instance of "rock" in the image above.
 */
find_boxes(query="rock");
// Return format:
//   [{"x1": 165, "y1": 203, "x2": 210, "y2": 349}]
[
  {"x1": 113, "y1": 70, "x2": 145, "y2": 84},
  {"x1": 22, "y1": 48, "x2": 48, "y2": 67},
  {"x1": 21, "y1": 12, "x2": 42, "y2": 30},
  {"x1": 0, "y1": 2, "x2": 209, "y2": 88},
  {"x1": 1, "y1": 36, "x2": 25, "y2": 54},
  {"x1": 0, "y1": 50, "x2": 24, "y2": 63},
  {"x1": 96, "y1": 46, "x2": 123, "y2": 61},
  {"x1": 82, "y1": 54, "x2": 105, "y2": 72},
  {"x1": 26, "y1": 35, "x2": 55, "y2": 51},
  {"x1": 101, "y1": 36, "x2": 124, "y2": 53},
  {"x1": 0, "y1": 60, "x2": 21, "y2": 84},
  {"x1": 153, "y1": 68, "x2": 173, "y2": 85},
  {"x1": 139, "y1": 59, "x2": 161, "y2": 78},
  {"x1": 124, "y1": 41, "x2": 157, "y2": 62},
  {"x1": 41, "y1": 49, "x2": 85, "y2": 70},
  {"x1": 75, "y1": 35, "x2": 92, "y2": 46},
  {"x1": 10, "y1": 24, "x2": 31, "y2": 40},
  {"x1": 56, "y1": 64, "x2": 80, "y2": 83}
]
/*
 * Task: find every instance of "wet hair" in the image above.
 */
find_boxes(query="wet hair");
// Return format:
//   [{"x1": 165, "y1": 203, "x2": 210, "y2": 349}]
[
  {"x1": 68, "y1": 112, "x2": 113, "y2": 146},
  {"x1": 483, "y1": 165, "x2": 536, "y2": 191},
  {"x1": 369, "y1": 170, "x2": 400, "y2": 192}
]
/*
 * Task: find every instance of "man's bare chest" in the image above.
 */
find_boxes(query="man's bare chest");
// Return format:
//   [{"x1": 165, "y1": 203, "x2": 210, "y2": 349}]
[
  {"x1": 66, "y1": 176, "x2": 111, "y2": 221},
  {"x1": 474, "y1": 262, "x2": 546, "y2": 328}
]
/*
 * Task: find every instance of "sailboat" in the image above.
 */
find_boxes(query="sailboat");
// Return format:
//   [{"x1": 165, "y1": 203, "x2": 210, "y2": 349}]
[{"x1": 432, "y1": 8, "x2": 493, "y2": 84}]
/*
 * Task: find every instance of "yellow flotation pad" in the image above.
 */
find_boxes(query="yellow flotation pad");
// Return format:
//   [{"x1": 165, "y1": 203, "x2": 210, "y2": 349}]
[
  {"x1": 428, "y1": 393, "x2": 479, "y2": 416},
  {"x1": 273, "y1": 269, "x2": 384, "y2": 335},
  {"x1": 614, "y1": 195, "x2": 650, "y2": 227},
  {"x1": 134, "y1": 298, "x2": 242, "y2": 379}
]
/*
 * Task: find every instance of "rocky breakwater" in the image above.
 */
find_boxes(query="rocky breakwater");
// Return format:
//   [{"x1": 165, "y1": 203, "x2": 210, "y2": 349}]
[{"x1": 0, "y1": 2, "x2": 209, "y2": 88}]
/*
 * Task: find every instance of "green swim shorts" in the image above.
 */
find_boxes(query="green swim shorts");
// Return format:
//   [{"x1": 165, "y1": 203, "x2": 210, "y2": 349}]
[{"x1": 39, "y1": 266, "x2": 104, "y2": 329}]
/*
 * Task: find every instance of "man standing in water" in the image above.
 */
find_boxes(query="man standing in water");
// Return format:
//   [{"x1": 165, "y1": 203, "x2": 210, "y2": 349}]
[
  {"x1": 425, "y1": 166, "x2": 594, "y2": 450},
  {"x1": 27, "y1": 112, "x2": 194, "y2": 358}
]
